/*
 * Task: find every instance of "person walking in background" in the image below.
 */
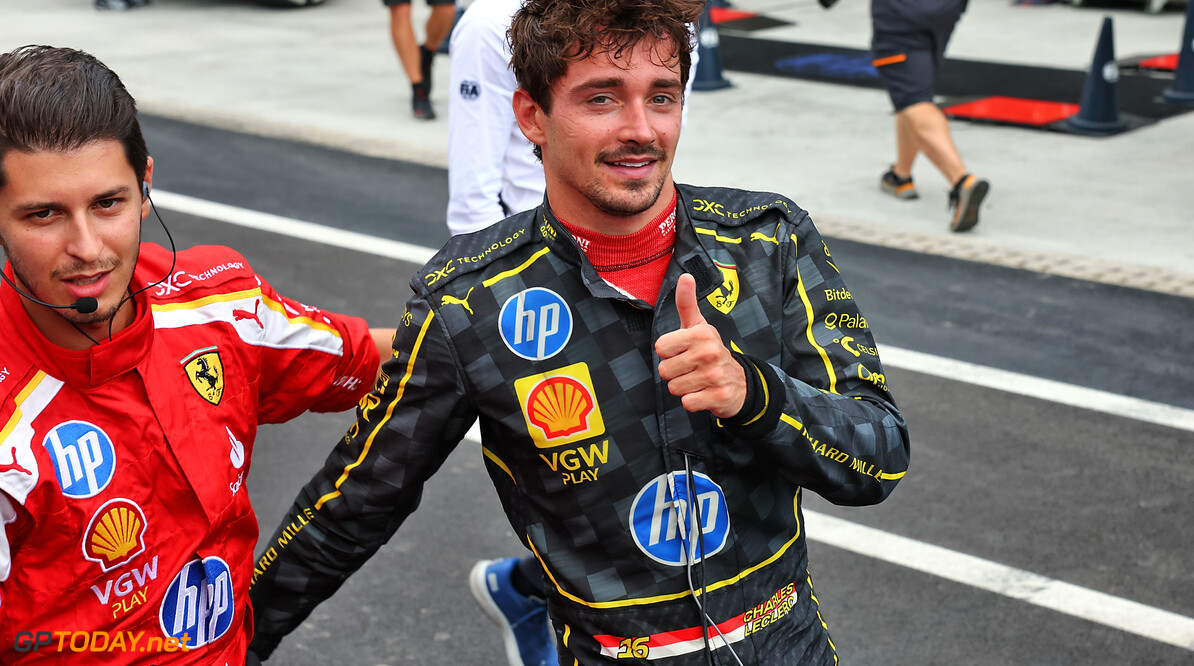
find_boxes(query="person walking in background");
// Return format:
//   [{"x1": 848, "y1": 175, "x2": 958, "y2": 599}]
[
  {"x1": 870, "y1": 0, "x2": 989, "y2": 231},
  {"x1": 384, "y1": 0, "x2": 457, "y2": 120},
  {"x1": 446, "y1": 0, "x2": 546, "y2": 236}
]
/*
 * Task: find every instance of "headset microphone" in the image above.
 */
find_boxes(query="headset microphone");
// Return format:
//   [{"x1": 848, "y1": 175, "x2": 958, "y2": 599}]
[
  {"x1": 73, "y1": 296, "x2": 100, "y2": 314},
  {"x1": 0, "y1": 269, "x2": 100, "y2": 314}
]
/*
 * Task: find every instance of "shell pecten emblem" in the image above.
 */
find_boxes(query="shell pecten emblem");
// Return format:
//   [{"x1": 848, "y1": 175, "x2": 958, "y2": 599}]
[
  {"x1": 83, "y1": 499, "x2": 147, "y2": 572},
  {"x1": 514, "y1": 362, "x2": 605, "y2": 448}
]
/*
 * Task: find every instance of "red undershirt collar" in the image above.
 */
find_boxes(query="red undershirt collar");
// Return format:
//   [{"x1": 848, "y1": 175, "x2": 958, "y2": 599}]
[{"x1": 556, "y1": 190, "x2": 678, "y2": 305}]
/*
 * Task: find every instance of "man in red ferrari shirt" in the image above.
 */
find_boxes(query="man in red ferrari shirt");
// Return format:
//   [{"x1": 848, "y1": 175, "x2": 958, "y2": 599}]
[{"x1": 0, "y1": 45, "x2": 390, "y2": 664}]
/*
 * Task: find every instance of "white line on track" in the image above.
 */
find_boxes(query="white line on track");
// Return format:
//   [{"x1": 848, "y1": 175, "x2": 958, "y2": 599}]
[
  {"x1": 158, "y1": 190, "x2": 1194, "y2": 650},
  {"x1": 803, "y1": 511, "x2": 1194, "y2": 651},
  {"x1": 156, "y1": 189, "x2": 1194, "y2": 435},
  {"x1": 879, "y1": 347, "x2": 1194, "y2": 434},
  {"x1": 152, "y1": 191, "x2": 438, "y2": 265}
]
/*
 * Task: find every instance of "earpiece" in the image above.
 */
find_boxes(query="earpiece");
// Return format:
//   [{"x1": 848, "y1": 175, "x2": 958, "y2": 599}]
[{"x1": 142, "y1": 181, "x2": 151, "y2": 199}]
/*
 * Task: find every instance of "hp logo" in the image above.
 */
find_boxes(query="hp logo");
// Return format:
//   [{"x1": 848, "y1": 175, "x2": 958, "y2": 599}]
[
  {"x1": 159, "y1": 556, "x2": 235, "y2": 649},
  {"x1": 499, "y1": 288, "x2": 573, "y2": 360},
  {"x1": 629, "y1": 471, "x2": 730, "y2": 567},
  {"x1": 43, "y1": 421, "x2": 116, "y2": 499}
]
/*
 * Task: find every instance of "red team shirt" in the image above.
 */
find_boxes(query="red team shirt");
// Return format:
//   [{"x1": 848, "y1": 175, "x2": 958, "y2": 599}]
[{"x1": 0, "y1": 243, "x2": 378, "y2": 664}]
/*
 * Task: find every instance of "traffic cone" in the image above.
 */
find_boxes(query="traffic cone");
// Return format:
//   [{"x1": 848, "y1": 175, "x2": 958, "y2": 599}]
[
  {"x1": 692, "y1": 1, "x2": 731, "y2": 91},
  {"x1": 1064, "y1": 17, "x2": 1129, "y2": 135},
  {"x1": 1162, "y1": 0, "x2": 1194, "y2": 104}
]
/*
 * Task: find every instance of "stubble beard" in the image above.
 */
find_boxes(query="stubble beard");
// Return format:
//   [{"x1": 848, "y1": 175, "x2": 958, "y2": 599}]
[
  {"x1": 67, "y1": 300, "x2": 125, "y2": 328},
  {"x1": 9, "y1": 254, "x2": 128, "y2": 327},
  {"x1": 586, "y1": 174, "x2": 669, "y2": 217},
  {"x1": 586, "y1": 146, "x2": 670, "y2": 217}
]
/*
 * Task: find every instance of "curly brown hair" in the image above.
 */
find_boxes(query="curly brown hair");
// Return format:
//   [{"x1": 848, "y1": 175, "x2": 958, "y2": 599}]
[{"x1": 509, "y1": 0, "x2": 704, "y2": 114}]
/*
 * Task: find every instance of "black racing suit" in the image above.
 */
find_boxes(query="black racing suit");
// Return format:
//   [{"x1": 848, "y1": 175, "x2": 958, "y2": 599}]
[{"x1": 249, "y1": 184, "x2": 911, "y2": 665}]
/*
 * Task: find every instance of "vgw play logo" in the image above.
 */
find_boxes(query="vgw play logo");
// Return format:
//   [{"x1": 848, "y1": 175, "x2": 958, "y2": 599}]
[{"x1": 629, "y1": 472, "x2": 730, "y2": 566}]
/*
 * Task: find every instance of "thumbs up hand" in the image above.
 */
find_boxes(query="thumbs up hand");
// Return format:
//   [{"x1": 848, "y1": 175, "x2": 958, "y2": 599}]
[{"x1": 655, "y1": 274, "x2": 746, "y2": 419}]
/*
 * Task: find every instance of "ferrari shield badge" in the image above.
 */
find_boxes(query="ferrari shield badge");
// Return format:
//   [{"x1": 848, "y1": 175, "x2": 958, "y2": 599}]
[
  {"x1": 706, "y1": 261, "x2": 739, "y2": 315},
  {"x1": 183, "y1": 348, "x2": 224, "y2": 405}
]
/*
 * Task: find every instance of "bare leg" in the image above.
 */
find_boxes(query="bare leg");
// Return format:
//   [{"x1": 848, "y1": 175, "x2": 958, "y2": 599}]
[
  {"x1": 423, "y1": 4, "x2": 456, "y2": 51},
  {"x1": 389, "y1": 4, "x2": 422, "y2": 84},
  {"x1": 895, "y1": 101, "x2": 967, "y2": 186},
  {"x1": 893, "y1": 112, "x2": 918, "y2": 179}
]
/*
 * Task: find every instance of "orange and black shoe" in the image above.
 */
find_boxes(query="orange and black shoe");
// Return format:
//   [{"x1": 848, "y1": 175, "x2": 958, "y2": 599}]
[
  {"x1": 880, "y1": 167, "x2": 918, "y2": 200},
  {"x1": 948, "y1": 173, "x2": 990, "y2": 232}
]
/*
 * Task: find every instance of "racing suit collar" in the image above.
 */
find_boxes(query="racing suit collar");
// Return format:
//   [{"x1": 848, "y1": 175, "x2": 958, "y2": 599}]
[
  {"x1": 536, "y1": 200, "x2": 638, "y2": 303},
  {"x1": 536, "y1": 189, "x2": 721, "y2": 306},
  {"x1": 661, "y1": 188, "x2": 724, "y2": 304},
  {"x1": 1, "y1": 266, "x2": 154, "y2": 389}
]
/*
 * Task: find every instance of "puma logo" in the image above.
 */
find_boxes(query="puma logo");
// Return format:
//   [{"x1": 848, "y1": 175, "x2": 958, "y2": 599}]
[
  {"x1": 749, "y1": 227, "x2": 780, "y2": 245},
  {"x1": 441, "y1": 287, "x2": 475, "y2": 315},
  {"x1": 0, "y1": 448, "x2": 31, "y2": 476},
  {"x1": 233, "y1": 300, "x2": 264, "y2": 328}
]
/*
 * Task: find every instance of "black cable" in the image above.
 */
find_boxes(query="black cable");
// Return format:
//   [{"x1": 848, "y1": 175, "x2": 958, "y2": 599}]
[
  {"x1": 104, "y1": 194, "x2": 176, "y2": 342},
  {"x1": 682, "y1": 453, "x2": 745, "y2": 666},
  {"x1": 68, "y1": 320, "x2": 102, "y2": 346},
  {"x1": 681, "y1": 455, "x2": 714, "y2": 664}
]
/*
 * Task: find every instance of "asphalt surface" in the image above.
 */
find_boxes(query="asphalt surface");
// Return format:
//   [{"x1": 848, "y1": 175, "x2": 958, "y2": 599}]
[
  {"x1": 4, "y1": 0, "x2": 1192, "y2": 661},
  {"x1": 139, "y1": 117, "x2": 1194, "y2": 665}
]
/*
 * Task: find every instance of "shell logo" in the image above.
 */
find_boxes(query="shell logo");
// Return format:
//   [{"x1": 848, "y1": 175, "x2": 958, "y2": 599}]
[
  {"x1": 527, "y1": 377, "x2": 593, "y2": 439},
  {"x1": 83, "y1": 499, "x2": 147, "y2": 572},
  {"x1": 514, "y1": 362, "x2": 606, "y2": 448}
]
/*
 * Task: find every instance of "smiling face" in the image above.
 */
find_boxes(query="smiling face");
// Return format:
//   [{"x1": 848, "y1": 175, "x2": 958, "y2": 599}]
[
  {"x1": 514, "y1": 38, "x2": 683, "y2": 235},
  {"x1": 0, "y1": 139, "x2": 150, "y2": 347}
]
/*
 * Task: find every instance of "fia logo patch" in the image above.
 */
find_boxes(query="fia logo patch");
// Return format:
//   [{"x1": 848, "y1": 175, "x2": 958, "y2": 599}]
[
  {"x1": 182, "y1": 347, "x2": 224, "y2": 406},
  {"x1": 460, "y1": 80, "x2": 480, "y2": 100},
  {"x1": 514, "y1": 362, "x2": 605, "y2": 448},
  {"x1": 43, "y1": 421, "x2": 116, "y2": 499},
  {"x1": 499, "y1": 288, "x2": 573, "y2": 360},
  {"x1": 629, "y1": 471, "x2": 730, "y2": 567},
  {"x1": 83, "y1": 499, "x2": 147, "y2": 573}
]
